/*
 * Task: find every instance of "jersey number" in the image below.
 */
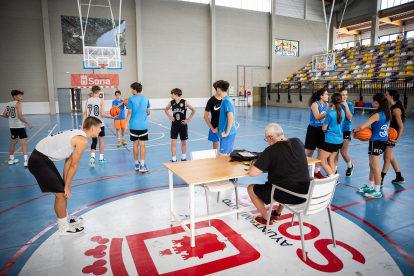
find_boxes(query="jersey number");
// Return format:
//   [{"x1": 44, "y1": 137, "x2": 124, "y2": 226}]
[
  {"x1": 7, "y1": 107, "x2": 16, "y2": 118},
  {"x1": 87, "y1": 104, "x2": 100, "y2": 117}
]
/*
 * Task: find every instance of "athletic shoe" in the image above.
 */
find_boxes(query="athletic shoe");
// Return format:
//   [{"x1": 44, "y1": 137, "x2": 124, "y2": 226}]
[
  {"x1": 345, "y1": 164, "x2": 354, "y2": 177},
  {"x1": 58, "y1": 225, "x2": 84, "y2": 236},
  {"x1": 135, "y1": 164, "x2": 140, "y2": 171},
  {"x1": 8, "y1": 159, "x2": 18, "y2": 165},
  {"x1": 121, "y1": 138, "x2": 127, "y2": 145},
  {"x1": 139, "y1": 164, "x2": 148, "y2": 172},
  {"x1": 24, "y1": 160, "x2": 28, "y2": 167},
  {"x1": 380, "y1": 178, "x2": 384, "y2": 188},
  {"x1": 392, "y1": 176, "x2": 405, "y2": 184},
  {"x1": 363, "y1": 190, "x2": 382, "y2": 198},
  {"x1": 357, "y1": 185, "x2": 372, "y2": 193},
  {"x1": 68, "y1": 216, "x2": 83, "y2": 225},
  {"x1": 99, "y1": 159, "x2": 106, "y2": 165},
  {"x1": 117, "y1": 140, "x2": 122, "y2": 147},
  {"x1": 229, "y1": 178, "x2": 237, "y2": 183},
  {"x1": 170, "y1": 160, "x2": 178, "y2": 163},
  {"x1": 89, "y1": 157, "x2": 95, "y2": 168},
  {"x1": 270, "y1": 210, "x2": 281, "y2": 222},
  {"x1": 181, "y1": 158, "x2": 187, "y2": 161},
  {"x1": 253, "y1": 216, "x2": 273, "y2": 226},
  {"x1": 314, "y1": 171, "x2": 325, "y2": 179}
]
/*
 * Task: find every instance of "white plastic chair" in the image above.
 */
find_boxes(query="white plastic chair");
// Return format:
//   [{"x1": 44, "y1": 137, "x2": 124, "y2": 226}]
[
  {"x1": 265, "y1": 174, "x2": 339, "y2": 261},
  {"x1": 190, "y1": 149, "x2": 239, "y2": 226}
]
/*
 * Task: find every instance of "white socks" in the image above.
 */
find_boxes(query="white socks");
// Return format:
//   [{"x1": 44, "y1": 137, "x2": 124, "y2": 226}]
[
  {"x1": 346, "y1": 162, "x2": 352, "y2": 168},
  {"x1": 100, "y1": 154, "x2": 103, "y2": 160},
  {"x1": 328, "y1": 174, "x2": 334, "y2": 177},
  {"x1": 118, "y1": 138, "x2": 120, "y2": 140},
  {"x1": 10, "y1": 155, "x2": 14, "y2": 160},
  {"x1": 24, "y1": 155, "x2": 28, "y2": 161},
  {"x1": 172, "y1": 156, "x2": 177, "y2": 161},
  {"x1": 182, "y1": 154, "x2": 186, "y2": 160},
  {"x1": 335, "y1": 166, "x2": 337, "y2": 172},
  {"x1": 374, "y1": 185, "x2": 381, "y2": 192},
  {"x1": 135, "y1": 160, "x2": 139, "y2": 165},
  {"x1": 367, "y1": 180, "x2": 374, "y2": 189},
  {"x1": 91, "y1": 153, "x2": 95, "y2": 158},
  {"x1": 141, "y1": 160, "x2": 145, "y2": 166},
  {"x1": 58, "y1": 217, "x2": 69, "y2": 229},
  {"x1": 315, "y1": 167, "x2": 321, "y2": 173}
]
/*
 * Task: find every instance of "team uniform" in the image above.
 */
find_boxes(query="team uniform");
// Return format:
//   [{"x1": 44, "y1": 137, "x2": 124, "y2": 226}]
[
  {"x1": 170, "y1": 99, "x2": 188, "y2": 140},
  {"x1": 7, "y1": 101, "x2": 27, "y2": 140},
  {"x1": 305, "y1": 101, "x2": 328, "y2": 150},
  {"x1": 368, "y1": 111, "x2": 389, "y2": 156},
  {"x1": 205, "y1": 96, "x2": 222, "y2": 142},
  {"x1": 218, "y1": 95, "x2": 237, "y2": 154},
  {"x1": 341, "y1": 101, "x2": 354, "y2": 140},
  {"x1": 127, "y1": 94, "x2": 151, "y2": 141},
  {"x1": 387, "y1": 104, "x2": 402, "y2": 148},
  {"x1": 87, "y1": 97, "x2": 105, "y2": 138},
  {"x1": 322, "y1": 109, "x2": 345, "y2": 153},
  {"x1": 112, "y1": 99, "x2": 126, "y2": 129}
]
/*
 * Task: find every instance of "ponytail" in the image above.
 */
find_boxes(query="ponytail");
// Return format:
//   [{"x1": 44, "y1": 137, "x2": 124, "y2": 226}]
[
  {"x1": 388, "y1": 90, "x2": 406, "y2": 123},
  {"x1": 308, "y1": 89, "x2": 326, "y2": 107},
  {"x1": 331, "y1": 93, "x2": 343, "y2": 124},
  {"x1": 373, "y1": 93, "x2": 391, "y2": 122}
]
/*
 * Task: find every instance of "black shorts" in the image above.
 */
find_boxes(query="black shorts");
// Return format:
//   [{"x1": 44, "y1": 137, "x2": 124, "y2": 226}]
[
  {"x1": 322, "y1": 142, "x2": 343, "y2": 153},
  {"x1": 304, "y1": 125, "x2": 325, "y2": 151},
  {"x1": 171, "y1": 125, "x2": 188, "y2": 140},
  {"x1": 28, "y1": 149, "x2": 65, "y2": 193},
  {"x1": 130, "y1": 129, "x2": 148, "y2": 141},
  {"x1": 368, "y1": 140, "x2": 387, "y2": 156},
  {"x1": 10, "y1": 128, "x2": 27, "y2": 139},
  {"x1": 99, "y1": 126, "x2": 105, "y2": 137},
  {"x1": 253, "y1": 183, "x2": 307, "y2": 205},
  {"x1": 386, "y1": 142, "x2": 396, "y2": 148},
  {"x1": 343, "y1": 131, "x2": 352, "y2": 140}
]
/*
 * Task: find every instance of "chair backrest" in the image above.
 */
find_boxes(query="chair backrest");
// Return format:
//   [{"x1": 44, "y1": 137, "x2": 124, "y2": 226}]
[
  {"x1": 190, "y1": 149, "x2": 218, "y2": 160},
  {"x1": 303, "y1": 174, "x2": 339, "y2": 216}
]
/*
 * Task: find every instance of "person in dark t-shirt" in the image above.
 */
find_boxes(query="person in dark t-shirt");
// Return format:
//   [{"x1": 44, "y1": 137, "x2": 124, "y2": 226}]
[
  {"x1": 204, "y1": 80, "x2": 222, "y2": 150},
  {"x1": 247, "y1": 123, "x2": 310, "y2": 226}
]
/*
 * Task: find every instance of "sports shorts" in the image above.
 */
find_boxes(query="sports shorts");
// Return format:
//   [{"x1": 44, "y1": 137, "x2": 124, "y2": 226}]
[
  {"x1": 322, "y1": 142, "x2": 343, "y2": 153},
  {"x1": 368, "y1": 140, "x2": 387, "y2": 156},
  {"x1": 28, "y1": 149, "x2": 65, "y2": 193},
  {"x1": 208, "y1": 129, "x2": 220, "y2": 142},
  {"x1": 171, "y1": 125, "x2": 188, "y2": 140},
  {"x1": 386, "y1": 142, "x2": 396, "y2": 148},
  {"x1": 253, "y1": 183, "x2": 307, "y2": 205},
  {"x1": 343, "y1": 131, "x2": 352, "y2": 141},
  {"x1": 304, "y1": 125, "x2": 325, "y2": 151},
  {"x1": 130, "y1": 129, "x2": 148, "y2": 141},
  {"x1": 10, "y1": 127, "x2": 27, "y2": 140},
  {"x1": 114, "y1": 119, "x2": 126, "y2": 129},
  {"x1": 219, "y1": 134, "x2": 236, "y2": 154},
  {"x1": 98, "y1": 126, "x2": 105, "y2": 137}
]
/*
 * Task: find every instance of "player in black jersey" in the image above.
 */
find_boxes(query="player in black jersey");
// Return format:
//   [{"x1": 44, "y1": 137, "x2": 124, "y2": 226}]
[
  {"x1": 164, "y1": 88, "x2": 196, "y2": 162},
  {"x1": 204, "y1": 80, "x2": 222, "y2": 150},
  {"x1": 381, "y1": 90, "x2": 406, "y2": 185}
]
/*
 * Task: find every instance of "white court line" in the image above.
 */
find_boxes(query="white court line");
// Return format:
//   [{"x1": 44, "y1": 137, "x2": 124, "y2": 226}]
[
  {"x1": 46, "y1": 124, "x2": 58, "y2": 137},
  {"x1": 149, "y1": 120, "x2": 171, "y2": 130},
  {"x1": 236, "y1": 121, "x2": 240, "y2": 129}
]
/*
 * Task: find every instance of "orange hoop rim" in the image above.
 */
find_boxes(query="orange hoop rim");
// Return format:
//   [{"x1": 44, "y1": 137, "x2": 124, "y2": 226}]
[{"x1": 98, "y1": 64, "x2": 109, "y2": 69}]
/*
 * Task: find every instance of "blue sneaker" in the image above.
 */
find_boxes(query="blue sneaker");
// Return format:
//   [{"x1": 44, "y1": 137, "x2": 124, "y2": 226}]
[
  {"x1": 135, "y1": 164, "x2": 140, "y2": 171},
  {"x1": 229, "y1": 178, "x2": 237, "y2": 183},
  {"x1": 139, "y1": 164, "x2": 148, "y2": 172},
  {"x1": 363, "y1": 190, "x2": 382, "y2": 198},
  {"x1": 99, "y1": 159, "x2": 106, "y2": 165},
  {"x1": 356, "y1": 185, "x2": 372, "y2": 193},
  {"x1": 170, "y1": 160, "x2": 178, "y2": 163},
  {"x1": 181, "y1": 158, "x2": 187, "y2": 161},
  {"x1": 89, "y1": 157, "x2": 95, "y2": 168}
]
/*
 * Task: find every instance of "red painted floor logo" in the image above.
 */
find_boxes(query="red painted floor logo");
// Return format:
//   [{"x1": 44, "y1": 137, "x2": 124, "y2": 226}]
[{"x1": 171, "y1": 233, "x2": 226, "y2": 260}]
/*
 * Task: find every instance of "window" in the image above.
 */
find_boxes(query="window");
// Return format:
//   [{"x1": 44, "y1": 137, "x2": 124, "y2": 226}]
[
  {"x1": 381, "y1": 0, "x2": 414, "y2": 10},
  {"x1": 378, "y1": 33, "x2": 401, "y2": 44},
  {"x1": 407, "y1": 30, "x2": 414, "y2": 39},
  {"x1": 362, "y1": 39, "x2": 370, "y2": 46},
  {"x1": 275, "y1": 39, "x2": 299, "y2": 56},
  {"x1": 179, "y1": 0, "x2": 209, "y2": 4},
  {"x1": 216, "y1": 0, "x2": 270, "y2": 12},
  {"x1": 334, "y1": 41, "x2": 354, "y2": 50}
]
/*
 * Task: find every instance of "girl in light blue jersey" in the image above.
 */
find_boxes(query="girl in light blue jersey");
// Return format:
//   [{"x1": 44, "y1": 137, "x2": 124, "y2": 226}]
[
  {"x1": 305, "y1": 89, "x2": 329, "y2": 178},
  {"x1": 320, "y1": 93, "x2": 344, "y2": 178},
  {"x1": 353, "y1": 93, "x2": 391, "y2": 199}
]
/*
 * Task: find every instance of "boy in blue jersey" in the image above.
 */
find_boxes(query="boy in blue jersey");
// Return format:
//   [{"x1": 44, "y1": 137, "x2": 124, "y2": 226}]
[
  {"x1": 126, "y1": 82, "x2": 151, "y2": 172},
  {"x1": 112, "y1": 90, "x2": 127, "y2": 147},
  {"x1": 217, "y1": 80, "x2": 237, "y2": 156},
  {"x1": 353, "y1": 93, "x2": 391, "y2": 199}
]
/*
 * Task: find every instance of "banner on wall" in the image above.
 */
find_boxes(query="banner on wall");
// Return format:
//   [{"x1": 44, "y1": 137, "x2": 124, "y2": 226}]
[{"x1": 71, "y1": 74, "x2": 119, "y2": 88}]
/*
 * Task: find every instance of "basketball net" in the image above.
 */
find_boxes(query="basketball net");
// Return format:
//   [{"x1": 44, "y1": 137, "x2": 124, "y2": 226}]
[{"x1": 98, "y1": 64, "x2": 108, "y2": 74}]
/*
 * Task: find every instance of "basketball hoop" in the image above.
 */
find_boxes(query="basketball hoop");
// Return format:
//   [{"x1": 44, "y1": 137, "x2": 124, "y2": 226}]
[
  {"x1": 98, "y1": 64, "x2": 108, "y2": 74},
  {"x1": 311, "y1": 53, "x2": 336, "y2": 73}
]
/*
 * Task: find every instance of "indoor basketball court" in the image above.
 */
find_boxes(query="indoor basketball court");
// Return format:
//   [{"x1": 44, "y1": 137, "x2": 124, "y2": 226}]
[{"x1": 1, "y1": 1, "x2": 414, "y2": 276}]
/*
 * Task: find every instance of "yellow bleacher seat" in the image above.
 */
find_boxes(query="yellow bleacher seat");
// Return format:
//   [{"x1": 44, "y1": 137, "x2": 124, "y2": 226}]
[
  {"x1": 350, "y1": 66, "x2": 355, "y2": 70},
  {"x1": 367, "y1": 74, "x2": 373, "y2": 78},
  {"x1": 319, "y1": 85, "x2": 324, "y2": 89},
  {"x1": 407, "y1": 71, "x2": 413, "y2": 76},
  {"x1": 388, "y1": 58, "x2": 394, "y2": 62},
  {"x1": 368, "y1": 57, "x2": 373, "y2": 60},
  {"x1": 387, "y1": 63, "x2": 393, "y2": 67},
  {"x1": 367, "y1": 44, "x2": 370, "y2": 47},
  {"x1": 336, "y1": 60, "x2": 339, "y2": 63},
  {"x1": 363, "y1": 57, "x2": 367, "y2": 61},
  {"x1": 298, "y1": 70, "x2": 302, "y2": 73},
  {"x1": 364, "y1": 53, "x2": 368, "y2": 57},
  {"x1": 379, "y1": 73, "x2": 386, "y2": 77},
  {"x1": 346, "y1": 75, "x2": 351, "y2": 79},
  {"x1": 397, "y1": 38, "x2": 402, "y2": 42},
  {"x1": 406, "y1": 65, "x2": 413, "y2": 70},
  {"x1": 366, "y1": 61, "x2": 372, "y2": 64},
  {"x1": 396, "y1": 49, "x2": 401, "y2": 53},
  {"x1": 349, "y1": 55, "x2": 354, "y2": 59},
  {"x1": 328, "y1": 50, "x2": 332, "y2": 52},
  {"x1": 303, "y1": 77, "x2": 308, "y2": 80},
  {"x1": 383, "y1": 55, "x2": 389, "y2": 58},
  {"x1": 368, "y1": 69, "x2": 374, "y2": 73}
]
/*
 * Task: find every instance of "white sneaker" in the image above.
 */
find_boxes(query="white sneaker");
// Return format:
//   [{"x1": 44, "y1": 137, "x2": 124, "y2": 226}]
[
  {"x1": 68, "y1": 216, "x2": 83, "y2": 225},
  {"x1": 24, "y1": 160, "x2": 28, "y2": 167},
  {"x1": 89, "y1": 157, "x2": 95, "y2": 168},
  {"x1": 8, "y1": 159, "x2": 18, "y2": 165},
  {"x1": 58, "y1": 225, "x2": 84, "y2": 236}
]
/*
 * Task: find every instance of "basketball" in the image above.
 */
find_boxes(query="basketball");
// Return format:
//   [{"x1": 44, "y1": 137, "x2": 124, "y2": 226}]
[
  {"x1": 356, "y1": 127, "x2": 372, "y2": 141},
  {"x1": 388, "y1": 127, "x2": 398, "y2": 141},
  {"x1": 123, "y1": 98, "x2": 128, "y2": 106},
  {"x1": 110, "y1": 106, "x2": 120, "y2": 117}
]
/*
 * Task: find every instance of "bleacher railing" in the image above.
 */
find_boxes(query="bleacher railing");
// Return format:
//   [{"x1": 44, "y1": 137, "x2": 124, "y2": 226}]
[{"x1": 267, "y1": 77, "x2": 413, "y2": 106}]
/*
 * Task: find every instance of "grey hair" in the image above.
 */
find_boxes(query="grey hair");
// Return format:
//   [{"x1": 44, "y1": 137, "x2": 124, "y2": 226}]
[{"x1": 265, "y1": 123, "x2": 284, "y2": 139}]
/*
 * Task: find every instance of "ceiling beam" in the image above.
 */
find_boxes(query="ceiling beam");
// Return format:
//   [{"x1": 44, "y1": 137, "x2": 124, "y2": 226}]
[{"x1": 380, "y1": 17, "x2": 403, "y2": 26}]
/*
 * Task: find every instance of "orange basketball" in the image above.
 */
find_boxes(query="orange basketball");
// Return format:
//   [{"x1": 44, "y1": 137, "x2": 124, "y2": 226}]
[
  {"x1": 388, "y1": 127, "x2": 398, "y2": 141},
  {"x1": 123, "y1": 98, "x2": 128, "y2": 106},
  {"x1": 356, "y1": 127, "x2": 372, "y2": 141},
  {"x1": 110, "y1": 106, "x2": 120, "y2": 117}
]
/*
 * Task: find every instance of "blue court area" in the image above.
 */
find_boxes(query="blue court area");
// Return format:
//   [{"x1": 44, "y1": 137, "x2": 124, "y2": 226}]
[{"x1": 0, "y1": 106, "x2": 413, "y2": 275}]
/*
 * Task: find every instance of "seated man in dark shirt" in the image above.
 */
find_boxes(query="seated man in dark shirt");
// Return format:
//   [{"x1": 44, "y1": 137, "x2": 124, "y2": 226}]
[{"x1": 247, "y1": 123, "x2": 310, "y2": 226}]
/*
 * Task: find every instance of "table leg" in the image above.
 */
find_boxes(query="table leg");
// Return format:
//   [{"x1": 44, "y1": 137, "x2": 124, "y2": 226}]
[
  {"x1": 309, "y1": 163, "x2": 315, "y2": 178},
  {"x1": 169, "y1": 170, "x2": 174, "y2": 222},
  {"x1": 190, "y1": 184, "x2": 195, "y2": 247}
]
